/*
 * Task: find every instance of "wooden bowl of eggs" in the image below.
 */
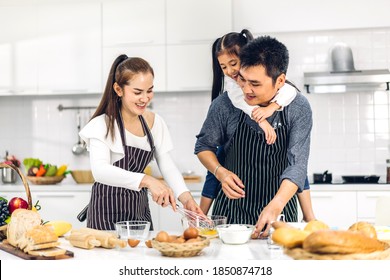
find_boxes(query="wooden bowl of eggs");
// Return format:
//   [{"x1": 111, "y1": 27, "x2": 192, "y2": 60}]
[{"x1": 151, "y1": 228, "x2": 210, "y2": 257}]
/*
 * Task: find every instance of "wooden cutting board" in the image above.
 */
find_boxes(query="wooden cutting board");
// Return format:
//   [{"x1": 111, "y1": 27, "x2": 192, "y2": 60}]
[{"x1": 0, "y1": 241, "x2": 74, "y2": 260}]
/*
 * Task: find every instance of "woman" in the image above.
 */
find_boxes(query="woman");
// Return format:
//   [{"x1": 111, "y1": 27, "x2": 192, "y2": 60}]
[
  {"x1": 200, "y1": 30, "x2": 315, "y2": 223},
  {"x1": 80, "y1": 55, "x2": 202, "y2": 230}
]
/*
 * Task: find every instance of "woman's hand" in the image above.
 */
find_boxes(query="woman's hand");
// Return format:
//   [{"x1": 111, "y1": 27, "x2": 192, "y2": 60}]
[
  {"x1": 215, "y1": 167, "x2": 245, "y2": 199},
  {"x1": 178, "y1": 191, "x2": 205, "y2": 217},
  {"x1": 140, "y1": 175, "x2": 176, "y2": 209}
]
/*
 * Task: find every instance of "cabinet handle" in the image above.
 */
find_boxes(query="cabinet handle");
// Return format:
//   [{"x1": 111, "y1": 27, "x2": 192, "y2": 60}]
[
  {"x1": 104, "y1": 41, "x2": 155, "y2": 47},
  {"x1": 363, "y1": 195, "x2": 381, "y2": 199},
  {"x1": 311, "y1": 194, "x2": 333, "y2": 198},
  {"x1": 36, "y1": 194, "x2": 75, "y2": 198}
]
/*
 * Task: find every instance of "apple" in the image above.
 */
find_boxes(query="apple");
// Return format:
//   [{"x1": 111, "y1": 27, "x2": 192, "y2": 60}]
[{"x1": 8, "y1": 197, "x2": 28, "y2": 214}]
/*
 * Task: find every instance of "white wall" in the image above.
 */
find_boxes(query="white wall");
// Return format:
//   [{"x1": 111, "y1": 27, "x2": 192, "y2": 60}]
[{"x1": 1, "y1": 27, "x2": 390, "y2": 185}]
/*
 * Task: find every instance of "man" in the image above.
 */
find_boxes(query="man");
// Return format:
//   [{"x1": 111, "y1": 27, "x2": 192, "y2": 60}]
[{"x1": 194, "y1": 36, "x2": 312, "y2": 237}]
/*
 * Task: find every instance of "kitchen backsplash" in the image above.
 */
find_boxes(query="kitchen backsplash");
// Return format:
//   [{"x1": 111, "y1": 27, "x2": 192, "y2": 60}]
[{"x1": 1, "y1": 27, "x2": 389, "y2": 184}]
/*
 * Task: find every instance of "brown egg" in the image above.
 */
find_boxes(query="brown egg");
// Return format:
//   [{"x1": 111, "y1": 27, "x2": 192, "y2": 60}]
[
  {"x1": 183, "y1": 227, "x2": 199, "y2": 240},
  {"x1": 168, "y1": 235, "x2": 178, "y2": 242},
  {"x1": 145, "y1": 240, "x2": 152, "y2": 248},
  {"x1": 128, "y1": 239, "x2": 140, "y2": 247},
  {"x1": 155, "y1": 231, "x2": 169, "y2": 242},
  {"x1": 173, "y1": 237, "x2": 186, "y2": 243},
  {"x1": 185, "y1": 238, "x2": 199, "y2": 243}
]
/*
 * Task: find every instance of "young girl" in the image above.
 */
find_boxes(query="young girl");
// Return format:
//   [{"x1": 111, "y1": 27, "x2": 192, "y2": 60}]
[
  {"x1": 80, "y1": 55, "x2": 202, "y2": 230},
  {"x1": 200, "y1": 30, "x2": 315, "y2": 223}
]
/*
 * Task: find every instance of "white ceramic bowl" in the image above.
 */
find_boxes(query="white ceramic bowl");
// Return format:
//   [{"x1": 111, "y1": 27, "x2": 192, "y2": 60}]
[
  {"x1": 216, "y1": 224, "x2": 255, "y2": 245},
  {"x1": 115, "y1": 221, "x2": 150, "y2": 240}
]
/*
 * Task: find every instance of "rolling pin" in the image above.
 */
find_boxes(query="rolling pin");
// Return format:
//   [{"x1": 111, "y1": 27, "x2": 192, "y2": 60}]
[
  {"x1": 65, "y1": 232, "x2": 101, "y2": 249},
  {"x1": 73, "y1": 228, "x2": 127, "y2": 249}
]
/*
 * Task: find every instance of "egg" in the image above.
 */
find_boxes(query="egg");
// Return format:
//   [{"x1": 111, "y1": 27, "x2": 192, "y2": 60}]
[
  {"x1": 145, "y1": 240, "x2": 152, "y2": 248},
  {"x1": 155, "y1": 230, "x2": 169, "y2": 242},
  {"x1": 168, "y1": 235, "x2": 178, "y2": 242},
  {"x1": 128, "y1": 239, "x2": 140, "y2": 248},
  {"x1": 183, "y1": 227, "x2": 199, "y2": 240}
]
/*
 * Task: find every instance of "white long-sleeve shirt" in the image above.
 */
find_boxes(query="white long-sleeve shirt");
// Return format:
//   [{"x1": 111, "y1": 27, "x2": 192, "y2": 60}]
[
  {"x1": 79, "y1": 113, "x2": 188, "y2": 198},
  {"x1": 225, "y1": 76, "x2": 297, "y2": 116}
]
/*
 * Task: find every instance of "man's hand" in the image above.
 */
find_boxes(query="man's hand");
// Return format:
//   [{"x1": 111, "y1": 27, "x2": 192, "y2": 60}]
[{"x1": 216, "y1": 167, "x2": 245, "y2": 199}]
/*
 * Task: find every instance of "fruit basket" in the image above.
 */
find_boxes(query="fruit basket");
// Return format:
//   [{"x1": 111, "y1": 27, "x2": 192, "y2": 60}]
[
  {"x1": 151, "y1": 236, "x2": 210, "y2": 257},
  {"x1": 0, "y1": 162, "x2": 33, "y2": 240},
  {"x1": 27, "y1": 175, "x2": 65, "y2": 185}
]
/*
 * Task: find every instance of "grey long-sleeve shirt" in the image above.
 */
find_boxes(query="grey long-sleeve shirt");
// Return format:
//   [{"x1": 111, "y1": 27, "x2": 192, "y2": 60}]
[{"x1": 194, "y1": 92, "x2": 312, "y2": 191}]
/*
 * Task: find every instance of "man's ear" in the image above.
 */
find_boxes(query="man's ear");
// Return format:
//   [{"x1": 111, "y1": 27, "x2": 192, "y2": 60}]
[
  {"x1": 276, "y1": 74, "x2": 286, "y2": 89},
  {"x1": 113, "y1": 82, "x2": 123, "y2": 97}
]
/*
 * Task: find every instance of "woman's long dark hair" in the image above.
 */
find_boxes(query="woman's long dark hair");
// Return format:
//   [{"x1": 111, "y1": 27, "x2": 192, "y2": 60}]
[
  {"x1": 91, "y1": 55, "x2": 154, "y2": 141},
  {"x1": 211, "y1": 29, "x2": 253, "y2": 101}
]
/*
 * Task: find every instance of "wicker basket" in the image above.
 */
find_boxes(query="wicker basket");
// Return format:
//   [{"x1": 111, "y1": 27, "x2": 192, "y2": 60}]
[
  {"x1": 151, "y1": 237, "x2": 210, "y2": 257},
  {"x1": 284, "y1": 241, "x2": 390, "y2": 260},
  {"x1": 0, "y1": 162, "x2": 33, "y2": 240},
  {"x1": 27, "y1": 175, "x2": 64, "y2": 185}
]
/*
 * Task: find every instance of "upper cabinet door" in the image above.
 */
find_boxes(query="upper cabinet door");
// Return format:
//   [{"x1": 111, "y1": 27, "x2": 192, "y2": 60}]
[
  {"x1": 166, "y1": 0, "x2": 232, "y2": 43},
  {"x1": 233, "y1": 0, "x2": 390, "y2": 33},
  {"x1": 36, "y1": 2, "x2": 102, "y2": 94},
  {"x1": 165, "y1": 0, "x2": 232, "y2": 91},
  {"x1": 102, "y1": 0, "x2": 165, "y2": 46},
  {"x1": 0, "y1": 4, "x2": 39, "y2": 95},
  {"x1": 102, "y1": 0, "x2": 166, "y2": 91}
]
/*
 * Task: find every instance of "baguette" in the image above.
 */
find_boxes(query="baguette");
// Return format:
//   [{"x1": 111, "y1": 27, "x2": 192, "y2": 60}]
[{"x1": 303, "y1": 230, "x2": 387, "y2": 254}]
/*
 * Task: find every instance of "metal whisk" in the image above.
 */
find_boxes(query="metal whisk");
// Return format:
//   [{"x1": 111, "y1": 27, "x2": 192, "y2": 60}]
[{"x1": 176, "y1": 205, "x2": 213, "y2": 229}]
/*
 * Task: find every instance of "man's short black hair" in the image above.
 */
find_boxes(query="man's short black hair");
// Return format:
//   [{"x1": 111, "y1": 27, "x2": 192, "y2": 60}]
[{"x1": 239, "y1": 36, "x2": 289, "y2": 84}]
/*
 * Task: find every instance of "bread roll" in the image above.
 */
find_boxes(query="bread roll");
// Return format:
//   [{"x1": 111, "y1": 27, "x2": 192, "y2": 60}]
[
  {"x1": 304, "y1": 220, "x2": 329, "y2": 232},
  {"x1": 271, "y1": 227, "x2": 311, "y2": 249},
  {"x1": 271, "y1": 221, "x2": 293, "y2": 230},
  {"x1": 348, "y1": 221, "x2": 377, "y2": 239},
  {"x1": 303, "y1": 230, "x2": 387, "y2": 254}
]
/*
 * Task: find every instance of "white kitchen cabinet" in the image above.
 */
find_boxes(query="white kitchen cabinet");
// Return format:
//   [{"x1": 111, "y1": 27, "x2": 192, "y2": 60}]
[
  {"x1": 34, "y1": 192, "x2": 91, "y2": 228},
  {"x1": 0, "y1": 1, "x2": 101, "y2": 96},
  {"x1": 36, "y1": 2, "x2": 102, "y2": 94},
  {"x1": 310, "y1": 191, "x2": 357, "y2": 229},
  {"x1": 102, "y1": 0, "x2": 166, "y2": 91},
  {"x1": 102, "y1": 0, "x2": 165, "y2": 47},
  {"x1": 165, "y1": 0, "x2": 232, "y2": 92},
  {"x1": 356, "y1": 191, "x2": 390, "y2": 224},
  {"x1": 0, "y1": 5, "x2": 38, "y2": 95},
  {"x1": 233, "y1": 0, "x2": 390, "y2": 34},
  {"x1": 166, "y1": 44, "x2": 212, "y2": 91},
  {"x1": 166, "y1": 0, "x2": 232, "y2": 44}
]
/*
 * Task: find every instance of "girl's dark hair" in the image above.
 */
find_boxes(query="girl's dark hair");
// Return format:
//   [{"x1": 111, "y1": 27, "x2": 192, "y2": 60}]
[
  {"x1": 91, "y1": 55, "x2": 154, "y2": 141},
  {"x1": 211, "y1": 29, "x2": 253, "y2": 101}
]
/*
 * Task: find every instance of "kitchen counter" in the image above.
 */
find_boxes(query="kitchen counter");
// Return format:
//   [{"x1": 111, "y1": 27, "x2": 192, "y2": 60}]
[
  {"x1": 1, "y1": 183, "x2": 389, "y2": 193},
  {"x1": 0, "y1": 181, "x2": 205, "y2": 192},
  {"x1": 0, "y1": 235, "x2": 291, "y2": 260}
]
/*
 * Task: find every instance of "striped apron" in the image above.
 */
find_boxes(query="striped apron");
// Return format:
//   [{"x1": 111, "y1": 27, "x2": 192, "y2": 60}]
[
  {"x1": 87, "y1": 113, "x2": 155, "y2": 230},
  {"x1": 212, "y1": 110, "x2": 298, "y2": 225}
]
